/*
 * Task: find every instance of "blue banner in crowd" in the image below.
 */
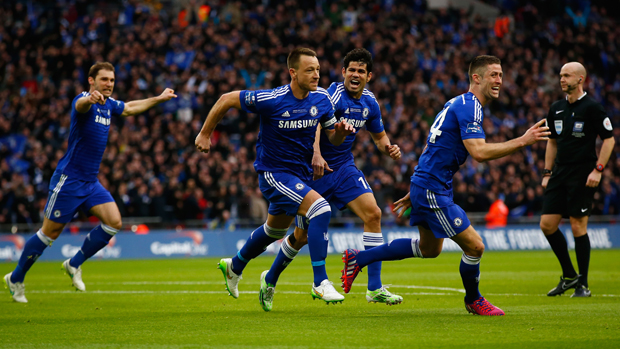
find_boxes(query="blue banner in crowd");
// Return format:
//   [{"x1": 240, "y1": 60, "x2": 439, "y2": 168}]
[{"x1": 0, "y1": 224, "x2": 618, "y2": 262}]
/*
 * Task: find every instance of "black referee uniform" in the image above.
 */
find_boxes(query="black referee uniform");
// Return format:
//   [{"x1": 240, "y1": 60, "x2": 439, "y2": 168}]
[
  {"x1": 543, "y1": 93, "x2": 614, "y2": 216},
  {"x1": 542, "y1": 91, "x2": 614, "y2": 297}
]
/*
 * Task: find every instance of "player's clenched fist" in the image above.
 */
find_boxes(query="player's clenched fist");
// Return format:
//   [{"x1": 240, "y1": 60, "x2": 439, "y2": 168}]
[
  {"x1": 195, "y1": 133, "x2": 212, "y2": 153},
  {"x1": 89, "y1": 90, "x2": 105, "y2": 104},
  {"x1": 386, "y1": 144, "x2": 401, "y2": 160},
  {"x1": 159, "y1": 88, "x2": 177, "y2": 102}
]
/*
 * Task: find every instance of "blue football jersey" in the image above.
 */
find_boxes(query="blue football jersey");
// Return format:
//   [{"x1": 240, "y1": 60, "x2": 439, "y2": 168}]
[
  {"x1": 412, "y1": 92, "x2": 485, "y2": 194},
  {"x1": 240, "y1": 85, "x2": 337, "y2": 182},
  {"x1": 54, "y1": 92, "x2": 125, "y2": 183},
  {"x1": 320, "y1": 82, "x2": 384, "y2": 170}
]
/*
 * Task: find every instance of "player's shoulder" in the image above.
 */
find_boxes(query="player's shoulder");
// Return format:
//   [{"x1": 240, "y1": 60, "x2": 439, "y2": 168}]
[
  {"x1": 256, "y1": 85, "x2": 290, "y2": 103},
  {"x1": 582, "y1": 94, "x2": 604, "y2": 110},
  {"x1": 449, "y1": 92, "x2": 480, "y2": 112},
  {"x1": 75, "y1": 91, "x2": 90, "y2": 100},
  {"x1": 310, "y1": 87, "x2": 333, "y2": 105},
  {"x1": 327, "y1": 82, "x2": 344, "y2": 95},
  {"x1": 549, "y1": 98, "x2": 566, "y2": 111},
  {"x1": 362, "y1": 88, "x2": 379, "y2": 103}
]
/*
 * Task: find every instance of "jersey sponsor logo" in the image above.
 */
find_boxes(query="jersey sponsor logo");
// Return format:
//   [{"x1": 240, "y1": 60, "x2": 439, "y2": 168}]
[
  {"x1": 604, "y1": 117, "x2": 613, "y2": 131},
  {"x1": 95, "y1": 115, "x2": 111, "y2": 126},
  {"x1": 338, "y1": 117, "x2": 366, "y2": 128},
  {"x1": 278, "y1": 119, "x2": 319, "y2": 129},
  {"x1": 244, "y1": 91, "x2": 256, "y2": 106},
  {"x1": 554, "y1": 120, "x2": 563, "y2": 134},
  {"x1": 310, "y1": 106, "x2": 318, "y2": 116},
  {"x1": 466, "y1": 122, "x2": 482, "y2": 134},
  {"x1": 295, "y1": 183, "x2": 304, "y2": 191},
  {"x1": 281, "y1": 111, "x2": 290, "y2": 117},
  {"x1": 454, "y1": 217, "x2": 463, "y2": 227},
  {"x1": 362, "y1": 108, "x2": 369, "y2": 118},
  {"x1": 556, "y1": 110, "x2": 564, "y2": 114}
]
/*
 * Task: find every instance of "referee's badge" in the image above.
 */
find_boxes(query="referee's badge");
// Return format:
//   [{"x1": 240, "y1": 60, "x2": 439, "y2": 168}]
[{"x1": 554, "y1": 120, "x2": 563, "y2": 134}]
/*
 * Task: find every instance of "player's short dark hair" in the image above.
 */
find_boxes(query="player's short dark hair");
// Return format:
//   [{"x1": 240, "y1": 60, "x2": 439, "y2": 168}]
[
  {"x1": 287, "y1": 48, "x2": 317, "y2": 70},
  {"x1": 88, "y1": 62, "x2": 115, "y2": 79},
  {"x1": 343, "y1": 48, "x2": 373, "y2": 73},
  {"x1": 468, "y1": 55, "x2": 501, "y2": 81}
]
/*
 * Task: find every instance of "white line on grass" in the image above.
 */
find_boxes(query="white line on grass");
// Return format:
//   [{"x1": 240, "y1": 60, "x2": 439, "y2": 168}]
[{"x1": 25, "y1": 289, "x2": 620, "y2": 297}]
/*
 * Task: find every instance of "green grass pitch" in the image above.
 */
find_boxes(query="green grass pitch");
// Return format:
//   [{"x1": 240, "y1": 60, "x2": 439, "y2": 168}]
[{"x1": 1, "y1": 250, "x2": 620, "y2": 348}]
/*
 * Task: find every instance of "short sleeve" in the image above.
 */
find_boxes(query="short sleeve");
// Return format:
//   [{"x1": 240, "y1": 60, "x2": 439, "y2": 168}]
[
  {"x1": 109, "y1": 98, "x2": 125, "y2": 117},
  {"x1": 547, "y1": 105, "x2": 558, "y2": 139},
  {"x1": 365, "y1": 98, "x2": 384, "y2": 133},
  {"x1": 593, "y1": 103, "x2": 614, "y2": 140},
  {"x1": 239, "y1": 89, "x2": 274, "y2": 116},
  {"x1": 457, "y1": 101, "x2": 485, "y2": 140}
]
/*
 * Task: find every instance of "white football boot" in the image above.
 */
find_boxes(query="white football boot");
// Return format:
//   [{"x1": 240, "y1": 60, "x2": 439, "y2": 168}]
[{"x1": 62, "y1": 259, "x2": 86, "y2": 291}]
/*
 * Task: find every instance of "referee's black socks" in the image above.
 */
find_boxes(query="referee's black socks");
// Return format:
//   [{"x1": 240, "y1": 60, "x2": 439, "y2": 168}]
[
  {"x1": 545, "y1": 229, "x2": 578, "y2": 279},
  {"x1": 574, "y1": 234, "x2": 591, "y2": 288}
]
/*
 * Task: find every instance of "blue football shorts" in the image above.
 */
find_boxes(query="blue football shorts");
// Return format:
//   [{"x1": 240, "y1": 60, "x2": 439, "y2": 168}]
[
  {"x1": 258, "y1": 171, "x2": 313, "y2": 216},
  {"x1": 44, "y1": 172, "x2": 115, "y2": 223},
  {"x1": 408, "y1": 182, "x2": 471, "y2": 239},
  {"x1": 309, "y1": 163, "x2": 373, "y2": 210},
  {"x1": 295, "y1": 163, "x2": 373, "y2": 230}
]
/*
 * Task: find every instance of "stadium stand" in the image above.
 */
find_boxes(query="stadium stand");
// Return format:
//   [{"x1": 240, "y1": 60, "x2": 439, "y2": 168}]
[{"x1": 0, "y1": 0, "x2": 618, "y2": 231}]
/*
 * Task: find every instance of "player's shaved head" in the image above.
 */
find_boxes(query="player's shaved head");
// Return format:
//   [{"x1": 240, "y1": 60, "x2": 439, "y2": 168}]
[
  {"x1": 562, "y1": 62, "x2": 587, "y2": 81},
  {"x1": 287, "y1": 48, "x2": 317, "y2": 70},
  {"x1": 468, "y1": 55, "x2": 501, "y2": 82}
]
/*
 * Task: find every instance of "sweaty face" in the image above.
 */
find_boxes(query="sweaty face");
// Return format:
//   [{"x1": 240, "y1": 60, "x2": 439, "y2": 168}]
[
  {"x1": 343, "y1": 61, "x2": 371, "y2": 98},
  {"x1": 480, "y1": 63, "x2": 502, "y2": 101},
  {"x1": 92, "y1": 70, "x2": 115, "y2": 98},
  {"x1": 293, "y1": 55, "x2": 320, "y2": 92}
]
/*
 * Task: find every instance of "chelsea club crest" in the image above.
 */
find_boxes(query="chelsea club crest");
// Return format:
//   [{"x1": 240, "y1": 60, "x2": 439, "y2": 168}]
[
  {"x1": 454, "y1": 217, "x2": 463, "y2": 227},
  {"x1": 295, "y1": 183, "x2": 305, "y2": 191},
  {"x1": 362, "y1": 108, "x2": 369, "y2": 119},
  {"x1": 310, "y1": 106, "x2": 318, "y2": 116}
]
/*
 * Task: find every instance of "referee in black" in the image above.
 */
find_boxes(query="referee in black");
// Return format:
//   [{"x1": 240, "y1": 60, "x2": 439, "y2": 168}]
[{"x1": 540, "y1": 62, "x2": 615, "y2": 297}]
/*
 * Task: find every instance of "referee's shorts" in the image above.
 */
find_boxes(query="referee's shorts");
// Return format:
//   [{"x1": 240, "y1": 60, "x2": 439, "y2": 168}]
[{"x1": 542, "y1": 162, "x2": 596, "y2": 217}]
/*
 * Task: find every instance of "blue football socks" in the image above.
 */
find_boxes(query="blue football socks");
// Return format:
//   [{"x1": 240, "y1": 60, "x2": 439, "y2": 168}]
[
  {"x1": 460, "y1": 253, "x2": 482, "y2": 304},
  {"x1": 265, "y1": 235, "x2": 299, "y2": 286},
  {"x1": 306, "y1": 198, "x2": 331, "y2": 286},
  {"x1": 11, "y1": 230, "x2": 53, "y2": 283},
  {"x1": 363, "y1": 232, "x2": 385, "y2": 291},
  {"x1": 70, "y1": 224, "x2": 118, "y2": 268},
  {"x1": 357, "y1": 238, "x2": 419, "y2": 268},
  {"x1": 232, "y1": 224, "x2": 287, "y2": 275}
]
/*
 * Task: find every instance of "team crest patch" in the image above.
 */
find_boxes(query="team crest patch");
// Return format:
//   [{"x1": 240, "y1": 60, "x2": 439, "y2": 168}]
[
  {"x1": 295, "y1": 183, "x2": 305, "y2": 191},
  {"x1": 604, "y1": 117, "x2": 613, "y2": 131},
  {"x1": 554, "y1": 120, "x2": 563, "y2": 134},
  {"x1": 454, "y1": 217, "x2": 463, "y2": 227},
  {"x1": 310, "y1": 106, "x2": 318, "y2": 116},
  {"x1": 54, "y1": 210, "x2": 61, "y2": 218},
  {"x1": 362, "y1": 108, "x2": 369, "y2": 118},
  {"x1": 244, "y1": 91, "x2": 256, "y2": 107}
]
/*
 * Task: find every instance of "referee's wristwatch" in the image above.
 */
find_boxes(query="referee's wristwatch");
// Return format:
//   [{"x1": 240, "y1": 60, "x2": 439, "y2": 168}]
[
  {"x1": 542, "y1": 169, "x2": 552, "y2": 177},
  {"x1": 595, "y1": 163, "x2": 604, "y2": 172}
]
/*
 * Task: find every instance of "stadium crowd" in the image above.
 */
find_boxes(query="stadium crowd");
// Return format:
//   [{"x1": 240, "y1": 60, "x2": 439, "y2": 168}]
[{"x1": 1, "y1": 0, "x2": 619, "y2": 229}]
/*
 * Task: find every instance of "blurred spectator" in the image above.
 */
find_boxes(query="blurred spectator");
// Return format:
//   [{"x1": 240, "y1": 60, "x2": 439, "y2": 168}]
[{"x1": 0, "y1": 0, "x2": 618, "y2": 230}]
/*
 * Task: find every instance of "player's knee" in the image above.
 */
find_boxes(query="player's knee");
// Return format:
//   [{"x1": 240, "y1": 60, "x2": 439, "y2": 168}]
[
  {"x1": 465, "y1": 242, "x2": 484, "y2": 258},
  {"x1": 362, "y1": 205, "x2": 382, "y2": 226},
  {"x1": 420, "y1": 245, "x2": 441, "y2": 258},
  {"x1": 106, "y1": 217, "x2": 122, "y2": 231}
]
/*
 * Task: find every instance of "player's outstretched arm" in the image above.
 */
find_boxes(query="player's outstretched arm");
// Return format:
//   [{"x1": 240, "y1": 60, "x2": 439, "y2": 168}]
[
  {"x1": 75, "y1": 90, "x2": 105, "y2": 113},
  {"x1": 370, "y1": 131, "x2": 401, "y2": 160},
  {"x1": 463, "y1": 119, "x2": 550, "y2": 162},
  {"x1": 121, "y1": 88, "x2": 177, "y2": 117},
  {"x1": 195, "y1": 91, "x2": 242, "y2": 154},
  {"x1": 323, "y1": 120, "x2": 356, "y2": 146}
]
